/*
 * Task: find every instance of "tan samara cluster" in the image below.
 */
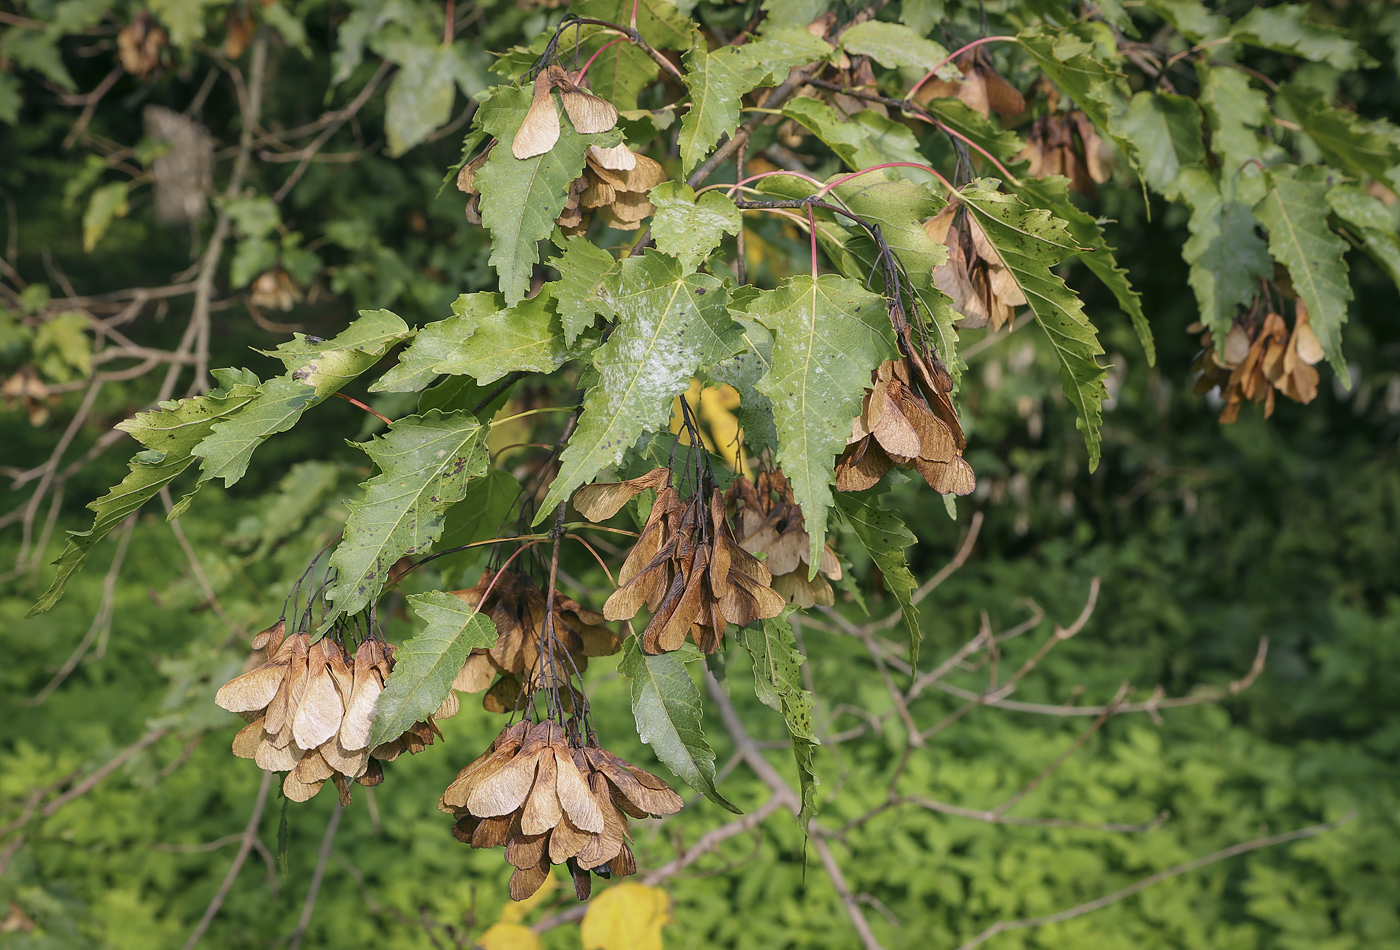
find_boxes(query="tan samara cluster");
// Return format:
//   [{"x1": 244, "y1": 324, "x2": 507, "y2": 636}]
[
  {"x1": 572, "y1": 468, "x2": 785, "y2": 654},
  {"x1": 440, "y1": 721, "x2": 683, "y2": 900},
  {"x1": 727, "y1": 469, "x2": 842, "y2": 608},
  {"x1": 927, "y1": 201, "x2": 1027, "y2": 332},
  {"x1": 1018, "y1": 111, "x2": 1113, "y2": 197},
  {"x1": 456, "y1": 64, "x2": 664, "y2": 233},
  {"x1": 838, "y1": 357, "x2": 976, "y2": 496},
  {"x1": 447, "y1": 569, "x2": 621, "y2": 713},
  {"x1": 913, "y1": 47, "x2": 1026, "y2": 117},
  {"x1": 216, "y1": 621, "x2": 451, "y2": 803},
  {"x1": 1192, "y1": 303, "x2": 1324, "y2": 423}
]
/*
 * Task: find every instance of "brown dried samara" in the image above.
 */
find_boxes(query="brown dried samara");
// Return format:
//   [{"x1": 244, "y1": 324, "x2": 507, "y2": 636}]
[
  {"x1": 837, "y1": 357, "x2": 976, "y2": 496},
  {"x1": 1192, "y1": 303, "x2": 1323, "y2": 423},
  {"x1": 728, "y1": 469, "x2": 843, "y2": 608},
  {"x1": 215, "y1": 622, "x2": 452, "y2": 804},
  {"x1": 927, "y1": 201, "x2": 1027, "y2": 332},
  {"x1": 440, "y1": 721, "x2": 682, "y2": 901},
  {"x1": 448, "y1": 570, "x2": 621, "y2": 713},
  {"x1": 573, "y1": 468, "x2": 785, "y2": 654}
]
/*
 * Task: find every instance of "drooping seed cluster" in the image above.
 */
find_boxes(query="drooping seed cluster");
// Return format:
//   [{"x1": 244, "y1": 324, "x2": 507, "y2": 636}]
[
  {"x1": 448, "y1": 569, "x2": 621, "y2": 712},
  {"x1": 440, "y1": 721, "x2": 682, "y2": 900},
  {"x1": 727, "y1": 468, "x2": 843, "y2": 608},
  {"x1": 216, "y1": 622, "x2": 449, "y2": 803},
  {"x1": 573, "y1": 468, "x2": 785, "y2": 654},
  {"x1": 837, "y1": 357, "x2": 976, "y2": 496},
  {"x1": 1191, "y1": 304, "x2": 1323, "y2": 422}
]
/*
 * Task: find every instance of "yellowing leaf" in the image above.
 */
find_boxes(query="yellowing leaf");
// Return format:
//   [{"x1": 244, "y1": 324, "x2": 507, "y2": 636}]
[
  {"x1": 581, "y1": 883, "x2": 671, "y2": 950},
  {"x1": 477, "y1": 922, "x2": 542, "y2": 950}
]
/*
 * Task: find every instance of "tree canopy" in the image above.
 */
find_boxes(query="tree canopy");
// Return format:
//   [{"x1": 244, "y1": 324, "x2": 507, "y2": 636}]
[{"x1": 2, "y1": 0, "x2": 1399, "y2": 947}]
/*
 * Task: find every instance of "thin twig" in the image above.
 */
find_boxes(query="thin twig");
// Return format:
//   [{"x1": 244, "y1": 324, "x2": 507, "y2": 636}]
[
  {"x1": 288, "y1": 805, "x2": 343, "y2": 950},
  {"x1": 181, "y1": 770, "x2": 274, "y2": 950}
]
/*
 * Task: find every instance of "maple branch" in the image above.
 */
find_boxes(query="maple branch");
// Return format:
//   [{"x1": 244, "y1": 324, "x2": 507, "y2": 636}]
[
  {"x1": 955, "y1": 812, "x2": 1356, "y2": 950},
  {"x1": 288, "y1": 804, "x2": 343, "y2": 950}
]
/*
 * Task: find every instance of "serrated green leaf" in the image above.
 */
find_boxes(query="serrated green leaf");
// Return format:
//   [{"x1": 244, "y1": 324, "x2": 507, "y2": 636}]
[
  {"x1": 650, "y1": 182, "x2": 742, "y2": 273},
  {"x1": 551, "y1": 236, "x2": 621, "y2": 347},
  {"x1": 1145, "y1": 0, "x2": 1227, "y2": 42},
  {"x1": 537, "y1": 252, "x2": 738, "y2": 520},
  {"x1": 678, "y1": 35, "x2": 831, "y2": 174},
  {"x1": 619, "y1": 638, "x2": 739, "y2": 812},
  {"x1": 840, "y1": 20, "x2": 957, "y2": 79},
  {"x1": 920, "y1": 96, "x2": 1027, "y2": 163},
  {"x1": 745, "y1": 275, "x2": 894, "y2": 569},
  {"x1": 373, "y1": 289, "x2": 584, "y2": 393},
  {"x1": 28, "y1": 370, "x2": 261, "y2": 616},
  {"x1": 82, "y1": 182, "x2": 128, "y2": 253},
  {"x1": 958, "y1": 183, "x2": 1108, "y2": 469},
  {"x1": 1197, "y1": 65, "x2": 1271, "y2": 179},
  {"x1": 1254, "y1": 167, "x2": 1353, "y2": 377},
  {"x1": 580, "y1": 39, "x2": 656, "y2": 112},
  {"x1": 190, "y1": 310, "x2": 410, "y2": 496},
  {"x1": 384, "y1": 46, "x2": 458, "y2": 157},
  {"x1": 678, "y1": 46, "x2": 766, "y2": 175},
  {"x1": 1278, "y1": 82, "x2": 1400, "y2": 193},
  {"x1": 1231, "y1": 6, "x2": 1372, "y2": 71},
  {"x1": 475, "y1": 85, "x2": 620, "y2": 305},
  {"x1": 230, "y1": 460, "x2": 343, "y2": 559},
  {"x1": 1119, "y1": 92, "x2": 1204, "y2": 197},
  {"x1": 1017, "y1": 25, "x2": 1135, "y2": 172},
  {"x1": 1328, "y1": 184, "x2": 1400, "y2": 290},
  {"x1": 435, "y1": 468, "x2": 522, "y2": 556},
  {"x1": 1013, "y1": 176, "x2": 1154, "y2": 365},
  {"x1": 325, "y1": 410, "x2": 490, "y2": 620},
  {"x1": 1175, "y1": 165, "x2": 1273, "y2": 345},
  {"x1": 781, "y1": 99, "x2": 936, "y2": 183},
  {"x1": 736, "y1": 614, "x2": 819, "y2": 824},
  {"x1": 705, "y1": 317, "x2": 777, "y2": 457},
  {"x1": 368, "y1": 593, "x2": 498, "y2": 748},
  {"x1": 572, "y1": 0, "x2": 696, "y2": 50},
  {"x1": 835, "y1": 492, "x2": 922, "y2": 662}
]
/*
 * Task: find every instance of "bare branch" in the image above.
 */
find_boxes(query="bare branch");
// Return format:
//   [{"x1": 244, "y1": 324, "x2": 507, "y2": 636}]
[
  {"x1": 289, "y1": 805, "x2": 343, "y2": 950},
  {"x1": 181, "y1": 770, "x2": 274, "y2": 950}
]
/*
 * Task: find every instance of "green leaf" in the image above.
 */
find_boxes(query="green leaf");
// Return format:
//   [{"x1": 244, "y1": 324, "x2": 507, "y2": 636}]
[
  {"x1": 619, "y1": 638, "x2": 739, "y2": 812},
  {"x1": 1175, "y1": 165, "x2": 1273, "y2": 345},
  {"x1": 571, "y1": 0, "x2": 696, "y2": 50},
  {"x1": 583, "y1": 40, "x2": 657, "y2": 112},
  {"x1": 705, "y1": 317, "x2": 778, "y2": 457},
  {"x1": 1017, "y1": 25, "x2": 1135, "y2": 171},
  {"x1": 1254, "y1": 167, "x2": 1353, "y2": 377},
  {"x1": 1197, "y1": 65, "x2": 1271, "y2": 180},
  {"x1": 781, "y1": 99, "x2": 936, "y2": 182},
  {"x1": 958, "y1": 183, "x2": 1108, "y2": 469},
  {"x1": 384, "y1": 45, "x2": 459, "y2": 156},
  {"x1": 551, "y1": 236, "x2": 621, "y2": 347},
  {"x1": 1013, "y1": 176, "x2": 1154, "y2": 365},
  {"x1": 920, "y1": 96, "x2": 1027, "y2": 163},
  {"x1": 0, "y1": 73, "x2": 24, "y2": 125},
  {"x1": 1230, "y1": 5, "x2": 1372, "y2": 71},
  {"x1": 373, "y1": 289, "x2": 584, "y2": 393},
  {"x1": 229, "y1": 460, "x2": 343, "y2": 559},
  {"x1": 28, "y1": 369, "x2": 261, "y2": 616},
  {"x1": 735, "y1": 614, "x2": 819, "y2": 824},
  {"x1": 32, "y1": 311, "x2": 92, "y2": 382},
  {"x1": 474, "y1": 85, "x2": 620, "y2": 305},
  {"x1": 835, "y1": 493, "x2": 921, "y2": 663},
  {"x1": 840, "y1": 20, "x2": 958, "y2": 79},
  {"x1": 435, "y1": 468, "x2": 522, "y2": 555},
  {"x1": 678, "y1": 35, "x2": 830, "y2": 174},
  {"x1": 537, "y1": 252, "x2": 738, "y2": 520},
  {"x1": 368, "y1": 593, "x2": 498, "y2": 748},
  {"x1": 1328, "y1": 183, "x2": 1400, "y2": 291},
  {"x1": 649, "y1": 182, "x2": 742, "y2": 273},
  {"x1": 1145, "y1": 0, "x2": 1228, "y2": 42},
  {"x1": 82, "y1": 182, "x2": 129, "y2": 253},
  {"x1": 326, "y1": 410, "x2": 490, "y2": 621},
  {"x1": 678, "y1": 46, "x2": 766, "y2": 175},
  {"x1": 1277, "y1": 83, "x2": 1400, "y2": 193},
  {"x1": 900, "y1": 0, "x2": 945, "y2": 38},
  {"x1": 147, "y1": 0, "x2": 216, "y2": 46},
  {"x1": 744, "y1": 274, "x2": 894, "y2": 569},
  {"x1": 1118, "y1": 92, "x2": 1205, "y2": 197},
  {"x1": 190, "y1": 310, "x2": 410, "y2": 496}
]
